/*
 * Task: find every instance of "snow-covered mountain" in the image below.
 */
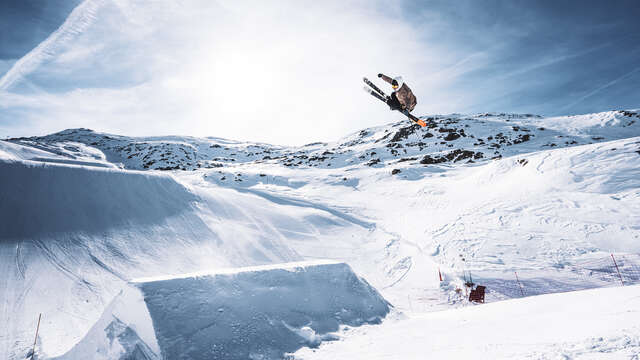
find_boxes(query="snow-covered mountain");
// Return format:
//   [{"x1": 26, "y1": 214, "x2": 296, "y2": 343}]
[
  {"x1": 10, "y1": 110, "x2": 639, "y2": 171},
  {"x1": 2, "y1": 109, "x2": 640, "y2": 359}
]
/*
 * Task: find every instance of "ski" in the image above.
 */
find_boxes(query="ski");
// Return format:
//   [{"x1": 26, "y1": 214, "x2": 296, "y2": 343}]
[
  {"x1": 363, "y1": 86, "x2": 387, "y2": 103},
  {"x1": 363, "y1": 86, "x2": 427, "y2": 127},
  {"x1": 402, "y1": 110, "x2": 427, "y2": 127},
  {"x1": 363, "y1": 77, "x2": 385, "y2": 96}
]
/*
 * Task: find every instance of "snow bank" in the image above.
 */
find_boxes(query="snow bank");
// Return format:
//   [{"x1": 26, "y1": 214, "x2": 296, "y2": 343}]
[
  {"x1": 1, "y1": 142, "x2": 378, "y2": 359},
  {"x1": 134, "y1": 261, "x2": 390, "y2": 360},
  {"x1": 0, "y1": 139, "x2": 115, "y2": 168},
  {"x1": 294, "y1": 284, "x2": 640, "y2": 359},
  {"x1": 0, "y1": 159, "x2": 197, "y2": 239},
  {"x1": 0, "y1": 157, "x2": 225, "y2": 358},
  {"x1": 56, "y1": 261, "x2": 389, "y2": 360},
  {"x1": 52, "y1": 286, "x2": 160, "y2": 360}
]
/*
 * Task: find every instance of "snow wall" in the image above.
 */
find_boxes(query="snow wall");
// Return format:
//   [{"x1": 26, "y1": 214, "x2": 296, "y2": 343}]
[
  {"x1": 57, "y1": 261, "x2": 391, "y2": 360},
  {"x1": 0, "y1": 158, "x2": 222, "y2": 359}
]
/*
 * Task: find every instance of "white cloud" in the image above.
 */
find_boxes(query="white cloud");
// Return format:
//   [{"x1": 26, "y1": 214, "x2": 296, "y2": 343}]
[
  {"x1": 0, "y1": 0, "x2": 106, "y2": 91},
  {"x1": 0, "y1": 0, "x2": 468, "y2": 144}
]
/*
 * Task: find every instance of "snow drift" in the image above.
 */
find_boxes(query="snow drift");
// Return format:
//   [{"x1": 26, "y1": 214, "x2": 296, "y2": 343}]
[
  {"x1": 294, "y1": 284, "x2": 640, "y2": 359},
  {"x1": 56, "y1": 261, "x2": 390, "y2": 360},
  {"x1": 0, "y1": 140, "x2": 379, "y2": 359},
  {"x1": 0, "y1": 157, "x2": 230, "y2": 358},
  {"x1": 2, "y1": 108, "x2": 640, "y2": 359}
]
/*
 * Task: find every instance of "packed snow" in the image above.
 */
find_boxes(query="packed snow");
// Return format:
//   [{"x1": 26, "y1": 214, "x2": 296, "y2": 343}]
[
  {"x1": 1, "y1": 109, "x2": 640, "y2": 359},
  {"x1": 54, "y1": 261, "x2": 389, "y2": 360},
  {"x1": 294, "y1": 284, "x2": 640, "y2": 359}
]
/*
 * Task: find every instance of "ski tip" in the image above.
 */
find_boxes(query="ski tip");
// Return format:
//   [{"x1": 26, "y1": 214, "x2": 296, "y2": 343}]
[{"x1": 417, "y1": 119, "x2": 427, "y2": 127}]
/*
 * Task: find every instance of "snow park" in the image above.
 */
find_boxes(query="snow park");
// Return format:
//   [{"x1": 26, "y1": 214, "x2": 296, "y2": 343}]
[{"x1": 1, "y1": 1, "x2": 639, "y2": 360}]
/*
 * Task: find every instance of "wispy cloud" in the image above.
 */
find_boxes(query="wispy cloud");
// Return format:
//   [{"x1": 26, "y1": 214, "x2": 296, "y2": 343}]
[
  {"x1": 558, "y1": 65, "x2": 640, "y2": 114},
  {"x1": 0, "y1": 0, "x2": 105, "y2": 91},
  {"x1": 2, "y1": 1, "x2": 639, "y2": 142},
  {"x1": 496, "y1": 42, "x2": 612, "y2": 81},
  {"x1": 0, "y1": 0, "x2": 449, "y2": 144}
]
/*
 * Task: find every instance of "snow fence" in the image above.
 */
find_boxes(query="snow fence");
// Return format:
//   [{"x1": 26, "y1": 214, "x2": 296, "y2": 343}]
[{"x1": 57, "y1": 261, "x2": 391, "y2": 360}]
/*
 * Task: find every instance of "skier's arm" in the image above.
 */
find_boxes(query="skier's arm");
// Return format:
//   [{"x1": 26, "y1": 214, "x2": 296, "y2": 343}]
[{"x1": 378, "y1": 73, "x2": 393, "y2": 85}]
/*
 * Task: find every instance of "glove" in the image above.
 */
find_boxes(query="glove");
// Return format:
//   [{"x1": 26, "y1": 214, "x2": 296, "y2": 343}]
[{"x1": 378, "y1": 73, "x2": 382, "y2": 78}]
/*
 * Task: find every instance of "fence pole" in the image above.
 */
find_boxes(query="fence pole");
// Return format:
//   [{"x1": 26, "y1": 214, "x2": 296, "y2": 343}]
[
  {"x1": 438, "y1": 267, "x2": 443, "y2": 282},
  {"x1": 30, "y1": 313, "x2": 41, "y2": 360},
  {"x1": 611, "y1": 254, "x2": 624, "y2": 286},
  {"x1": 515, "y1": 272, "x2": 525, "y2": 297}
]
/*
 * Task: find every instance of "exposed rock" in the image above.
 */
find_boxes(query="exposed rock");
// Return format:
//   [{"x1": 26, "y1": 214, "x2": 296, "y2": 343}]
[
  {"x1": 367, "y1": 158, "x2": 381, "y2": 166},
  {"x1": 390, "y1": 124, "x2": 420, "y2": 142},
  {"x1": 444, "y1": 132, "x2": 461, "y2": 141}
]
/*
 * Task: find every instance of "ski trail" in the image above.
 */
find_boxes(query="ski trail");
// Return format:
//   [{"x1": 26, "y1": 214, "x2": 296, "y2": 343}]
[
  {"x1": 89, "y1": 254, "x2": 127, "y2": 281},
  {"x1": 15, "y1": 242, "x2": 25, "y2": 279},
  {"x1": 0, "y1": 243, "x2": 36, "y2": 359},
  {"x1": 232, "y1": 187, "x2": 376, "y2": 230},
  {"x1": 0, "y1": 244, "x2": 14, "y2": 358},
  {"x1": 382, "y1": 259, "x2": 413, "y2": 289},
  {"x1": 31, "y1": 238, "x2": 97, "y2": 294}
]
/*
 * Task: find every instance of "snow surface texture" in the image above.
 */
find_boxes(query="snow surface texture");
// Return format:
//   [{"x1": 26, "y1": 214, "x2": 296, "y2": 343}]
[
  {"x1": 2, "y1": 109, "x2": 640, "y2": 359},
  {"x1": 136, "y1": 261, "x2": 389, "y2": 360},
  {"x1": 294, "y1": 284, "x2": 640, "y2": 359},
  {"x1": 54, "y1": 261, "x2": 389, "y2": 360},
  {"x1": 51, "y1": 286, "x2": 159, "y2": 360},
  {"x1": 0, "y1": 152, "x2": 368, "y2": 358}
]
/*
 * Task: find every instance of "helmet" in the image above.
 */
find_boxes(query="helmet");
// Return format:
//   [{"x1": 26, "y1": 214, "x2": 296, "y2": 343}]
[{"x1": 391, "y1": 76, "x2": 403, "y2": 90}]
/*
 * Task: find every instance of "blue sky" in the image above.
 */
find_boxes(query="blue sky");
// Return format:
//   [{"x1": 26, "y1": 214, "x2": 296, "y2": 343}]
[{"x1": 1, "y1": 0, "x2": 639, "y2": 144}]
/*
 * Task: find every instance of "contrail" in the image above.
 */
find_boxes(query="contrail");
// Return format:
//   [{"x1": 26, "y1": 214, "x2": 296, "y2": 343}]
[
  {"x1": 558, "y1": 65, "x2": 640, "y2": 114},
  {"x1": 0, "y1": 0, "x2": 106, "y2": 91}
]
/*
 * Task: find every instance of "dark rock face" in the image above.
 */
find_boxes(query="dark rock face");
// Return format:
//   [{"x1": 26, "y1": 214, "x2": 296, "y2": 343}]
[
  {"x1": 513, "y1": 134, "x2": 531, "y2": 144},
  {"x1": 420, "y1": 149, "x2": 484, "y2": 165},
  {"x1": 618, "y1": 110, "x2": 639, "y2": 118},
  {"x1": 367, "y1": 158, "x2": 381, "y2": 166},
  {"x1": 390, "y1": 124, "x2": 421, "y2": 142},
  {"x1": 444, "y1": 132, "x2": 461, "y2": 141},
  {"x1": 391, "y1": 169, "x2": 401, "y2": 175},
  {"x1": 420, "y1": 155, "x2": 447, "y2": 165},
  {"x1": 444, "y1": 149, "x2": 476, "y2": 162}
]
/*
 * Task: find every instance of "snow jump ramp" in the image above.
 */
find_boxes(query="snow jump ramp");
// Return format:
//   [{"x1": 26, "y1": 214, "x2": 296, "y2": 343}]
[{"x1": 57, "y1": 261, "x2": 391, "y2": 360}]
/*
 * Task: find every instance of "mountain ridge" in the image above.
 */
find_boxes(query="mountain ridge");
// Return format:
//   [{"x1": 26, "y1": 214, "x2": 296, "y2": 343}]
[{"x1": 6, "y1": 109, "x2": 640, "y2": 172}]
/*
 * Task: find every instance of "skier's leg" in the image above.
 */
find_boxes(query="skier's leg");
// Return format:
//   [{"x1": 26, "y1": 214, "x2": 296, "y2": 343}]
[{"x1": 386, "y1": 95, "x2": 402, "y2": 111}]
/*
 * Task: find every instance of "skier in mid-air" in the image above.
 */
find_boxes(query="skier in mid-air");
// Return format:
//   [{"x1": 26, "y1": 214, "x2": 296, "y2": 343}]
[
  {"x1": 377, "y1": 73, "x2": 417, "y2": 113},
  {"x1": 363, "y1": 74, "x2": 426, "y2": 127}
]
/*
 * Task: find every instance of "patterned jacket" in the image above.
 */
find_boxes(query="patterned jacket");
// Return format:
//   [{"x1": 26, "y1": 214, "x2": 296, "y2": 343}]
[{"x1": 379, "y1": 74, "x2": 417, "y2": 112}]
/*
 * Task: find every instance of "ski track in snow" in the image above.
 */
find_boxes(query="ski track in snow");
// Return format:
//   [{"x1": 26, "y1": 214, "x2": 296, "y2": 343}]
[{"x1": 228, "y1": 186, "x2": 376, "y2": 230}]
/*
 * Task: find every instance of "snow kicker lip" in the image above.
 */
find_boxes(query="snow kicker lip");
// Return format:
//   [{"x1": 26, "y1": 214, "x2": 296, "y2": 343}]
[
  {"x1": 129, "y1": 259, "x2": 341, "y2": 283},
  {"x1": 132, "y1": 261, "x2": 391, "y2": 360},
  {"x1": 58, "y1": 261, "x2": 391, "y2": 360}
]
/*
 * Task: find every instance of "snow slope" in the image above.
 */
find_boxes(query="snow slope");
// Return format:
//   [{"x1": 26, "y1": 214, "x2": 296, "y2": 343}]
[
  {"x1": 136, "y1": 261, "x2": 389, "y2": 360},
  {"x1": 0, "y1": 144, "x2": 378, "y2": 359},
  {"x1": 294, "y1": 284, "x2": 640, "y2": 359},
  {"x1": 55, "y1": 261, "x2": 390, "y2": 360},
  {"x1": 259, "y1": 134, "x2": 640, "y2": 309},
  {"x1": 1, "y1": 108, "x2": 640, "y2": 359},
  {"x1": 8, "y1": 110, "x2": 639, "y2": 172}
]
